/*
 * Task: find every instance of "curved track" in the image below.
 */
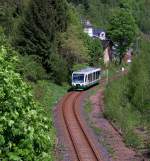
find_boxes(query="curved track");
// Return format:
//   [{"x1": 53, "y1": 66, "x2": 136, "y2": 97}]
[
  {"x1": 60, "y1": 91, "x2": 103, "y2": 161},
  {"x1": 55, "y1": 70, "x2": 128, "y2": 161}
]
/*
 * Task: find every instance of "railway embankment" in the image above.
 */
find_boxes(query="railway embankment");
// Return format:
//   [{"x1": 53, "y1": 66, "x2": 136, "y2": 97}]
[
  {"x1": 54, "y1": 91, "x2": 106, "y2": 161},
  {"x1": 84, "y1": 70, "x2": 150, "y2": 161},
  {"x1": 55, "y1": 68, "x2": 150, "y2": 161},
  {"x1": 83, "y1": 75, "x2": 142, "y2": 161},
  {"x1": 104, "y1": 76, "x2": 150, "y2": 160},
  {"x1": 54, "y1": 70, "x2": 144, "y2": 161}
]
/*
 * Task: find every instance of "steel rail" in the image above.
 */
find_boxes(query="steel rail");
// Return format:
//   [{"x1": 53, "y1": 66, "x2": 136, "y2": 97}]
[
  {"x1": 73, "y1": 92, "x2": 103, "y2": 161},
  {"x1": 62, "y1": 92, "x2": 103, "y2": 161},
  {"x1": 57, "y1": 70, "x2": 128, "y2": 161},
  {"x1": 61, "y1": 92, "x2": 79, "y2": 161}
]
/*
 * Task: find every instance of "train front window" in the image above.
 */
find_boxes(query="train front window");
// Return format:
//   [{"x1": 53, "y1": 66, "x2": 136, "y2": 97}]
[{"x1": 73, "y1": 74, "x2": 84, "y2": 83}]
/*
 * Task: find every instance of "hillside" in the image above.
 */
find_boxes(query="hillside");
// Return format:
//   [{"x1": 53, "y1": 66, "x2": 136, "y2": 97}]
[{"x1": 0, "y1": 0, "x2": 150, "y2": 160}]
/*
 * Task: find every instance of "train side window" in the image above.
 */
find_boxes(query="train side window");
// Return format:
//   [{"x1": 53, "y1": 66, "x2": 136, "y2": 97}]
[
  {"x1": 95, "y1": 72, "x2": 96, "y2": 80},
  {"x1": 88, "y1": 74, "x2": 92, "y2": 82},
  {"x1": 92, "y1": 73, "x2": 93, "y2": 81},
  {"x1": 98, "y1": 71, "x2": 100, "y2": 78},
  {"x1": 93, "y1": 72, "x2": 94, "y2": 80},
  {"x1": 88, "y1": 74, "x2": 90, "y2": 82},
  {"x1": 85, "y1": 75, "x2": 87, "y2": 82},
  {"x1": 96, "y1": 71, "x2": 98, "y2": 79},
  {"x1": 96, "y1": 71, "x2": 100, "y2": 79}
]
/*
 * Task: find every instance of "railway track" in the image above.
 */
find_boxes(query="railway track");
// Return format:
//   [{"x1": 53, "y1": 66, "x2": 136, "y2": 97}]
[
  {"x1": 59, "y1": 91, "x2": 103, "y2": 161},
  {"x1": 55, "y1": 70, "x2": 128, "y2": 161}
]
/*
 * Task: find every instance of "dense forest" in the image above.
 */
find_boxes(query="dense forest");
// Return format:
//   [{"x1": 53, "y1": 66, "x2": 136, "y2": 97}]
[{"x1": 0, "y1": 0, "x2": 150, "y2": 160}]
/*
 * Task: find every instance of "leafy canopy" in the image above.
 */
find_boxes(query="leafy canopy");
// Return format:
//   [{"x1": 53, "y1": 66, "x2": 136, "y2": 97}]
[
  {"x1": 0, "y1": 31, "x2": 55, "y2": 161},
  {"x1": 14, "y1": 0, "x2": 68, "y2": 71},
  {"x1": 107, "y1": 8, "x2": 137, "y2": 62}
]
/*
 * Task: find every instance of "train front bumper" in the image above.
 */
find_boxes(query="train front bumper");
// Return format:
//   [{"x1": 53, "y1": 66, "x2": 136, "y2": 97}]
[{"x1": 72, "y1": 83, "x2": 85, "y2": 90}]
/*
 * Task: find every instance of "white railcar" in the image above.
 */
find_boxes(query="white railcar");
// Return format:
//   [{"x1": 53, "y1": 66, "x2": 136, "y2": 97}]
[{"x1": 72, "y1": 67, "x2": 101, "y2": 90}]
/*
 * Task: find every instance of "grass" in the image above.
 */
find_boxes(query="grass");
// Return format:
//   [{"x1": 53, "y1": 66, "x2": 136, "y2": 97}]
[
  {"x1": 30, "y1": 80, "x2": 68, "y2": 159},
  {"x1": 104, "y1": 77, "x2": 145, "y2": 149},
  {"x1": 102, "y1": 63, "x2": 131, "y2": 81},
  {"x1": 83, "y1": 76, "x2": 117, "y2": 157},
  {"x1": 84, "y1": 84, "x2": 101, "y2": 114},
  {"x1": 31, "y1": 80, "x2": 68, "y2": 116},
  {"x1": 84, "y1": 99, "x2": 92, "y2": 113},
  {"x1": 91, "y1": 124, "x2": 102, "y2": 135},
  {"x1": 91, "y1": 123, "x2": 115, "y2": 157},
  {"x1": 102, "y1": 64, "x2": 120, "y2": 78}
]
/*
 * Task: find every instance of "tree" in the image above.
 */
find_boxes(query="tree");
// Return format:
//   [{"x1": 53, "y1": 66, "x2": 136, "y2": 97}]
[
  {"x1": 58, "y1": 4, "x2": 90, "y2": 76},
  {"x1": 127, "y1": 38, "x2": 150, "y2": 114},
  {"x1": 83, "y1": 34, "x2": 103, "y2": 66},
  {"x1": 14, "y1": 0, "x2": 68, "y2": 71},
  {"x1": 0, "y1": 0, "x2": 28, "y2": 36},
  {"x1": 107, "y1": 8, "x2": 137, "y2": 64},
  {"x1": 67, "y1": 0, "x2": 89, "y2": 9},
  {"x1": 0, "y1": 31, "x2": 55, "y2": 160}
]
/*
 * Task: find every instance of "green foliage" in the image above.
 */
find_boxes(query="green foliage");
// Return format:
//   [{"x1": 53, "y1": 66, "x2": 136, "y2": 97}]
[
  {"x1": 72, "y1": 63, "x2": 88, "y2": 71},
  {"x1": 84, "y1": 0, "x2": 111, "y2": 27},
  {"x1": 0, "y1": 0, "x2": 29, "y2": 38},
  {"x1": 32, "y1": 80, "x2": 68, "y2": 116},
  {"x1": 59, "y1": 4, "x2": 89, "y2": 74},
  {"x1": 60, "y1": 24, "x2": 89, "y2": 63},
  {"x1": 104, "y1": 77, "x2": 143, "y2": 148},
  {"x1": 16, "y1": 55, "x2": 48, "y2": 82},
  {"x1": 84, "y1": 99, "x2": 92, "y2": 113},
  {"x1": 50, "y1": 53, "x2": 69, "y2": 84},
  {"x1": 131, "y1": 0, "x2": 150, "y2": 34},
  {"x1": 83, "y1": 34, "x2": 103, "y2": 66},
  {"x1": 104, "y1": 35, "x2": 150, "y2": 150},
  {"x1": 67, "y1": 0, "x2": 89, "y2": 9},
  {"x1": 74, "y1": 0, "x2": 150, "y2": 37},
  {"x1": 0, "y1": 33, "x2": 55, "y2": 160},
  {"x1": 14, "y1": 0, "x2": 68, "y2": 71},
  {"x1": 123, "y1": 130, "x2": 142, "y2": 148},
  {"x1": 0, "y1": 3, "x2": 14, "y2": 35},
  {"x1": 128, "y1": 37, "x2": 150, "y2": 115},
  {"x1": 107, "y1": 8, "x2": 137, "y2": 63}
]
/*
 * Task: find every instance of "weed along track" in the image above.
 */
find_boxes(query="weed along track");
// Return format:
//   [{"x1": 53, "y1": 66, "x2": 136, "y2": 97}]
[{"x1": 57, "y1": 91, "x2": 103, "y2": 161}]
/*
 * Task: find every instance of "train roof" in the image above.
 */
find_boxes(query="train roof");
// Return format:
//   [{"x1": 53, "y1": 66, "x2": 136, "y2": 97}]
[{"x1": 73, "y1": 67, "x2": 101, "y2": 74}]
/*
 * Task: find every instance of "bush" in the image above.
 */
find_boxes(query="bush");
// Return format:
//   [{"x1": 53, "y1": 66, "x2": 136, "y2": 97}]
[
  {"x1": 83, "y1": 34, "x2": 103, "y2": 67},
  {"x1": 50, "y1": 53, "x2": 69, "y2": 84},
  {"x1": 104, "y1": 77, "x2": 142, "y2": 148},
  {"x1": 72, "y1": 63, "x2": 88, "y2": 71},
  {"x1": 123, "y1": 130, "x2": 142, "y2": 148},
  {"x1": 16, "y1": 55, "x2": 48, "y2": 82},
  {"x1": 32, "y1": 80, "x2": 68, "y2": 116},
  {"x1": 0, "y1": 35, "x2": 55, "y2": 160}
]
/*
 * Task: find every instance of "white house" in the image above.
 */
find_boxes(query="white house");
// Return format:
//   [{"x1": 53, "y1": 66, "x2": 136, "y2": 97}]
[
  {"x1": 92, "y1": 28, "x2": 106, "y2": 40},
  {"x1": 83, "y1": 20, "x2": 106, "y2": 40},
  {"x1": 83, "y1": 20, "x2": 93, "y2": 37}
]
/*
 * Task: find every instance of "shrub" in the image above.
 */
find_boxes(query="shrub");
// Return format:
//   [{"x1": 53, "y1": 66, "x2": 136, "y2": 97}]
[
  {"x1": 104, "y1": 77, "x2": 142, "y2": 148},
  {"x1": 0, "y1": 36, "x2": 55, "y2": 160},
  {"x1": 50, "y1": 53, "x2": 69, "y2": 84},
  {"x1": 16, "y1": 55, "x2": 48, "y2": 82}
]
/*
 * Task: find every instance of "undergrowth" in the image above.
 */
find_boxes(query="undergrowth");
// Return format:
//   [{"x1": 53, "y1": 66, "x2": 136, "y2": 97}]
[
  {"x1": 32, "y1": 81, "x2": 68, "y2": 117},
  {"x1": 104, "y1": 77, "x2": 144, "y2": 149},
  {"x1": 31, "y1": 80, "x2": 68, "y2": 158}
]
